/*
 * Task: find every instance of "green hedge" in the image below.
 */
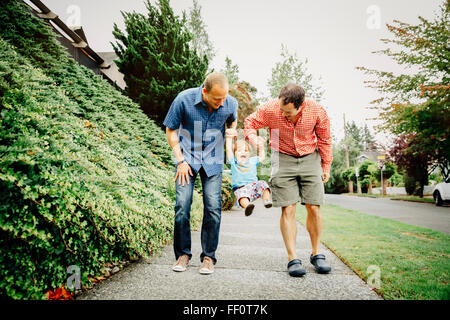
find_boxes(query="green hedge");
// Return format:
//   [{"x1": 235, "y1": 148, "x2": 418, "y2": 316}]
[{"x1": 0, "y1": 1, "x2": 209, "y2": 299}]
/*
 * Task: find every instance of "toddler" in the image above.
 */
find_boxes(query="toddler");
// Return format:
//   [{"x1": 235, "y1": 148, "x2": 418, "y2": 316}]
[{"x1": 225, "y1": 137, "x2": 272, "y2": 216}]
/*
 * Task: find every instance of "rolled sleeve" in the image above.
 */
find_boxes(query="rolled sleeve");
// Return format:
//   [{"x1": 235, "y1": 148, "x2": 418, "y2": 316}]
[
  {"x1": 163, "y1": 95, "x2": 183, "y2": 130},
  {"x1": 244, "y1": 103, "x2": 270, "y2": 146},
  {"x1": 315, "y1": 108, "x2": 333, "y2": 174}
]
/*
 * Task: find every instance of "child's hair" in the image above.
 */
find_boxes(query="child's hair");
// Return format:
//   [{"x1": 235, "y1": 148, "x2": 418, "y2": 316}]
[{"x1": 233, "y1": 139, "x2": 251, "y2": 154}]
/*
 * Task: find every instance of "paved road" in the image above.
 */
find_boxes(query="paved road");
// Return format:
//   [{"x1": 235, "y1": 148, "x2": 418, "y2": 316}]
[
  {"x1": 325, "y1": 194, "x2": 450, "y2": 235},
  {"x1": 78, "y1": 199, "x2": 381, "y2": 300}
]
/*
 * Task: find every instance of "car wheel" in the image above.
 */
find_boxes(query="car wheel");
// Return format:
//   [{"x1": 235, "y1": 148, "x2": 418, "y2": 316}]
[{"x1": 434, "y1": 191, "x2": 443, "y2": 206}]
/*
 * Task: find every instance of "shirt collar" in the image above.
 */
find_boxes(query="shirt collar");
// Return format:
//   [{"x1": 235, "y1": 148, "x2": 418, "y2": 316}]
[{"x1": 195, "y1": 85, "x2": 206, "y2": 107}]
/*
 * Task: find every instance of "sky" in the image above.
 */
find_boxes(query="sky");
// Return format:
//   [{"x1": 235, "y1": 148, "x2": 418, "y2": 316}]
[{"x1": 28, "y1": 0, "x2": 444, "y2": 144}]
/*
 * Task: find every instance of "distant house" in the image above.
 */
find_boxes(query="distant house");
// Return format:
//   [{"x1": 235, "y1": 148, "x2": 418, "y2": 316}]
[
  {"x1": 356, "y1": 150, "x2": 379, "y2": 164},
  {"x1": 24, "y1": 0, "x2": 126, "y2": 90}
]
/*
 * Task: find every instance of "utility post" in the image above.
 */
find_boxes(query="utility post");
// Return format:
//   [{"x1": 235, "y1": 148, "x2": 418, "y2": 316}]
[
  {"x1": 355, "y1": 166, "x2": 362, "y2": 194},
  {"x1": 343, "y1": 114, "x2": 353, "y2": 193},
  {"x1": 377, "y1": 155, "x2": 386, "y2": 196}
]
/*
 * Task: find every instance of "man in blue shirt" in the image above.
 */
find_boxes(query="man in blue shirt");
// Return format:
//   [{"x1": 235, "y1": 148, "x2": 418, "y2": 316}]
[{"x1": 164, "y1": 72, "x2": 238, "y2": 275}]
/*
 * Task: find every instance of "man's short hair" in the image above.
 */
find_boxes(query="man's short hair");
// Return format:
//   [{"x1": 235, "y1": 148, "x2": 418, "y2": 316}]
[
  {"x1": 278, "y1": 83, "x2": 305, "y2": 109},
  {"x1": 204, "y1": 72, "x2": 229, "y2": 92}
]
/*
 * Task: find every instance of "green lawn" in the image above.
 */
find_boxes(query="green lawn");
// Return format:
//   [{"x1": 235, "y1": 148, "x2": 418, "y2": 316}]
[
  {"x1": 296, "y1": 204, "x2": 450, "y2": 300},
  {"x1": 342, "y1": 193, "x2": 434, "y2": 204},
  {"x1": 390, "y1": 196, "x2": 435, "y2": 204}
]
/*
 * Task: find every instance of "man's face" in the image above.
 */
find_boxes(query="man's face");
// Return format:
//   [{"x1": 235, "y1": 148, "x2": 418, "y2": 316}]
[
  {"x1": 202, "y1": 84, "x2": 228, "y2": 110},
  {"x1": 279, "y1": 99, "x2": 300, "y2": 119}
]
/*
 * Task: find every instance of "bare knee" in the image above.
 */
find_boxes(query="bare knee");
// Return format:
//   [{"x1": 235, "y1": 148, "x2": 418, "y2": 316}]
[
  {"x1": 305, "y1": 204, "x2": 321, "y2": 216},
  {"x1": 281, "y1": 204, "x2": 296, "y2": 218},
  {"x1": 239, "y1": 197, "x2": 250, "y2": 207}
]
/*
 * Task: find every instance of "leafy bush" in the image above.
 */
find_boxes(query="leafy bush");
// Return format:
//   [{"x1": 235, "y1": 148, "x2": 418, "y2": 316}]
[
  {"x1": 341, "y1": 167, "x2": 356, "y2": 183},
  {"x1": 429, "y1": 172, "x2": 443, "y2": 184},
  {"x1": 221, "y1": 174, "x2": 236, "y2": 211},
  {"x1": 404, "y1": 175, "x2": 417, "y2": 195},
  {"x1": 388, "y1": 172, "x2": 404, "y2": 187},
  {"x1": 0, "y1": 1, "x2": 211, "y2": 299}
]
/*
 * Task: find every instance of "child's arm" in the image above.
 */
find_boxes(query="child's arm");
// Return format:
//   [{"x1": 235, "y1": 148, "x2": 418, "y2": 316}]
[
  {"x1": 225, "y1": 136, "x2": 234, "y2": 163},
  {"x1": 257, "y1": 137, "x2": 265, "y2": 163}
]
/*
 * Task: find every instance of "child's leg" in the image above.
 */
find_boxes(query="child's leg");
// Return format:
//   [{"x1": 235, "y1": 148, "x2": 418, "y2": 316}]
[
  {"x1": 239, "y1": 197, "x2": 250, "y2": 208},
  {"x1": 257, "y1": 181, "x2": 272, "y2": 208},
  {"x1": 235, "y1": 184, "x2": 256, "y2": 216},
  {"x1": 262, "y1": 188, "x2": 271, "y2": 201}
]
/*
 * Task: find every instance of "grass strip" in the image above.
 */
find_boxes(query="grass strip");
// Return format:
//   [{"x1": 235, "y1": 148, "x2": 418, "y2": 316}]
[
  {"x1": 390, "y1": 196, "x2": 435, "y2": 204},
  {"x1": 296, "y1": 204, "x2": 450, "y2": 300}
]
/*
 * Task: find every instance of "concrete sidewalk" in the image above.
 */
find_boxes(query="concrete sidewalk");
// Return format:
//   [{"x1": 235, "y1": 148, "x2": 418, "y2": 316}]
[{"x1": 78, "y1": 199, "x2": 382, "y2": 300}]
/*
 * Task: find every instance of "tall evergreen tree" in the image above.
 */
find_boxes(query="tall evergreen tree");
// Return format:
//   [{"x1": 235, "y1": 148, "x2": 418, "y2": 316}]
[
  {"x1": 112, "y1": 0, "x2": 208, "y2": 124},
  {"x1": 268, "y1": 44, "x2": 324, "y2": 101},
  {"x1": 188, "y1": 0, "x2": 215, "y2": 64},
  {"x1": 221, "y1": 56, "x2": 240, "y2": 85},
  {"x1": 362, "y1": 124, "x2": 376, "y2": 151},
  {"x1": 344, "y1": 121, "x2": 376, "y2": 166}
]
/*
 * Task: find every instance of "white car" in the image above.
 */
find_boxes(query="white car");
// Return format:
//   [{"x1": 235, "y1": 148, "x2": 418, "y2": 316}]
[{"x1": 433, "y1": 176, "x2": 450, "y2": 206}]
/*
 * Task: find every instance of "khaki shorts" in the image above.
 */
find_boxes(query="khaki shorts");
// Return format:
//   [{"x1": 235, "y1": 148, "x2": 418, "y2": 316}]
[{"x1": 269, "y1": 151, "x2": 324, "y2": 207}]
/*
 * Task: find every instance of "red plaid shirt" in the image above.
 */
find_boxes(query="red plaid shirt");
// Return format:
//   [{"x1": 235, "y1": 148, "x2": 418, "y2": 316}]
[{"x1": 244, "y1": 98, "x2": 333, "y2": 174}]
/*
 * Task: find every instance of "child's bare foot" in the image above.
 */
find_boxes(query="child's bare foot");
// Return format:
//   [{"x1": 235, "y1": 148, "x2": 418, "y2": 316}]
[{"x1": 244, "y1": 203, "x2": 255, "y2": 216}]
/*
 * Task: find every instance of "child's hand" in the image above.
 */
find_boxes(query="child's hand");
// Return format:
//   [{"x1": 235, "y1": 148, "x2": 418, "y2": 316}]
[
  {"x1": 225, "y1": 128, "x2": 237, "y2": 138},
  {"x1": 256, "y1": 136, "x2": 266, "y2": 149}
]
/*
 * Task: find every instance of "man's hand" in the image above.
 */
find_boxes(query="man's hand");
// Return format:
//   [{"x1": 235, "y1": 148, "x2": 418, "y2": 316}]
[
  {"x1": 175, "y1": 161, "x2": 193, "y2": 186},
  {"x1": 225, "y1": 128, "x2": 238, "y2": 139},
  {"x1": 323, "y1": 172, "x2": 330, "y2": 184}
]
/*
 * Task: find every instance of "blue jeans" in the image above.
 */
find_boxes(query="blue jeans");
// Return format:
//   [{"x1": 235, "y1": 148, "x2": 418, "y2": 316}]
[{"x1": 173, "y1": 167, "x2": 222, "y2": 264}]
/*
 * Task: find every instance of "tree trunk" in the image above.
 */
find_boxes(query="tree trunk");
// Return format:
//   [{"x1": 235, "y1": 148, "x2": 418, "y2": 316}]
[
  {"x1": 357, "y1": 181, "x2": 362, "y2": 194},
  {"x1": 348, "y1": 181, "x2": 353, "y2": 193},
  {"x1": 382, "y1": 177, "x2": 387, "y2": 195},
  {"x1": 368, "y1": 179, "x2": 373, "y2": 194}
]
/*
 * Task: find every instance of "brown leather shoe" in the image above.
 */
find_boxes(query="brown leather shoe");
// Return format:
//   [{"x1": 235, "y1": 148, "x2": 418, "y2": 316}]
[
  {"x1": 172, "y1": 255, "x2": 189, "y2": 272},
  {"x1": 199, "y1": 256, "x2": 214, "y2": 275}
]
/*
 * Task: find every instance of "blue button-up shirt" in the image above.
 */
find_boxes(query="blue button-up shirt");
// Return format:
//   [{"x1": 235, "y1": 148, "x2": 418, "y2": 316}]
[{"x1": 163, "y1": 86, "x2": 238, "y2": 177}]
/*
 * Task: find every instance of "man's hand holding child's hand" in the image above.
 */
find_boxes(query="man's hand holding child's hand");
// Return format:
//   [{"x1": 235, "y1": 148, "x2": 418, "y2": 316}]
[{"x1": 225, "y1": 128, "x2": 238, "y2": 138}]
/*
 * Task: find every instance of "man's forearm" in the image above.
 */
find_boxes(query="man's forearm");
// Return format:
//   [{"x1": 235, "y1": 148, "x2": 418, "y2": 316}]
[
  {"x1": 166, "y1": 127, "x2": 184, "y2": 162},
  {"x1": 244, "y1": 113, "x2": 263, "y2": 149},
  {"x1": 318, "y1": 144, "x2": 333, "y2": 175}
]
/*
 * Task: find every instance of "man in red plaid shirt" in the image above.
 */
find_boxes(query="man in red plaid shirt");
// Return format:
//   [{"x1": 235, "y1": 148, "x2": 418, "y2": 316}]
[{"x1": 244, "y1": 83, "x2": 333, "y2": 277}]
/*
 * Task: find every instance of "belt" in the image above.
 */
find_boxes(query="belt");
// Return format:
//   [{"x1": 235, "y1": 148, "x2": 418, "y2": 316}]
[{"x1": 279, "y1": 151, "x2": 311, "y2": 159}]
